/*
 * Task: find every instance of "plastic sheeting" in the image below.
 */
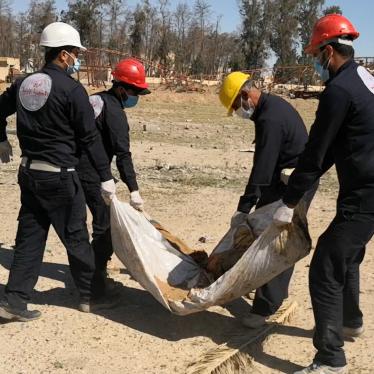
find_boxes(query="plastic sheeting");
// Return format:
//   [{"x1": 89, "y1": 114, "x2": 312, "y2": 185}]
[{"x1": 110, "y1": 197, "x2": 311, "y2": 315}]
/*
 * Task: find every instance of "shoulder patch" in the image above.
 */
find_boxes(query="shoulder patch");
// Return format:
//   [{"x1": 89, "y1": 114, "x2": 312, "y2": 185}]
[
  {"x1": 89, "y1": 95, "x2": 104, "y2": 119},
  {"x1": 19, "y1": 73, "x2": 52, "y2": 111},
  {"x1": 357, "y1": 66, "x2": 374, "y2": 95}
]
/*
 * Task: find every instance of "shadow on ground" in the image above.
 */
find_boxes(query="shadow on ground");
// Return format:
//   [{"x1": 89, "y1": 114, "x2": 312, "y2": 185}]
[{"x1": 0, "y1": 243, "x2": 311, "y2": 373}]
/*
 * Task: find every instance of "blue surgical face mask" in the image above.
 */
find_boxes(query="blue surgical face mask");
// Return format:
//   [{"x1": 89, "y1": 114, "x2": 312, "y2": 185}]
[
  {"x1": 122, "y1": 94, "x2": 139, "y2": 108},
  {"x1": 314, "y1": 51, "x2": 331, "y2": 82},
  {"x1": 65, "y1": 51, "x2": 81, "y2": 75},
  {"x1": 314, "y1": 61, "x2": 330, "y2": 82}
]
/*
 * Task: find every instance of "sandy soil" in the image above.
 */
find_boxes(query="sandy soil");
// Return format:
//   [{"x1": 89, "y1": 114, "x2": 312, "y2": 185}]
[{"x1": 0, "y1": 88, "x2": 373, "y2": 373}]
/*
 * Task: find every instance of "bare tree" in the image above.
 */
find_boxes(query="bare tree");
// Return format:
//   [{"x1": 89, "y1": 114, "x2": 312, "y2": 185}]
[
  {"x1": 0, "y1": 0, "x2": 265, "y2": 77},
  {"x1": 173, "y1": 2, "x2": 191, "y2": 73},
  {"x1": 15, "y1": 12, "x2": 29, "y2": 66},
  {"x1": 26, "y1": 0, "x2": 58, "y2": 67},
  {"x1": 154, "y1": 0, "x2": 173, "y2": 67},
  {"x1": 194, "y1": 0, "x2": 211, "y2": 53},
  {"x1": 106, "y1": 0, "x2": 130, "y2": 52},
  {"x1": 0, "y1": 0, "x2": 13, "y2": 56}
]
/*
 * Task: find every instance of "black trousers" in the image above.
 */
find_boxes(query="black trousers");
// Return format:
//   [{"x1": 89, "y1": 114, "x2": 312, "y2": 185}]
[
  {"x1": 311, "y1": 210, "x2": 374, "y2": 367},
  {"x1": 5, "y1": 167, "x2": 95, "y2": 309},
  {"x1": 80, "y1": 180, "x2": 113, "y2": 273},
  {"x1": 251, "y1": 181, "x2": 317, "y2": 316}
]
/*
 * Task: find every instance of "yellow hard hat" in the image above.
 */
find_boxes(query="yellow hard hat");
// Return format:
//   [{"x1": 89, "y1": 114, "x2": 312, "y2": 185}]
[{"x1": 219, "y1": 72, "x2": 251, "y2": 115}]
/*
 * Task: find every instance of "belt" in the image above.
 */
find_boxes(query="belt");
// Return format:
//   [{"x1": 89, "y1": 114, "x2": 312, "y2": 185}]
[{"x1": 21, "y1": 157, "x2": 75, "y2": 173}]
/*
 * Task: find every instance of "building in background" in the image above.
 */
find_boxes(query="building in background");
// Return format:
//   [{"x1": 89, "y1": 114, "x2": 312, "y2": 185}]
[{"x1": 0, "y1": 57, "x2": 21, "y2": 82}]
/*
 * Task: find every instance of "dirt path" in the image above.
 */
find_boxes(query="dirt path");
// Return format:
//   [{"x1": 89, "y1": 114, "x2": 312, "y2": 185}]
[{"x1": 0, "y1": 89, "x2": 372, "y2": 373}]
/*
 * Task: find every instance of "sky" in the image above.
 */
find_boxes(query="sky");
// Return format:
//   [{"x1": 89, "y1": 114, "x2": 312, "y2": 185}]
[{"x1": 12, "y1": 0, "x2": 374, "y2": 57}]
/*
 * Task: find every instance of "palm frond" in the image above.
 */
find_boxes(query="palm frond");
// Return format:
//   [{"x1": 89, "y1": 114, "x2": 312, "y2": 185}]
[{"x1": 186, "y1": 300, "x2": 298, "y2": 374}]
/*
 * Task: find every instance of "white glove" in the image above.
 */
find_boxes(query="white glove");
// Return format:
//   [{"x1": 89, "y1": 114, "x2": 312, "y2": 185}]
[
  {"x1": 130, "y1": 190, "x2": 144, "y2": 211},
  {"x1": 0, "y1": 140, "x2": 13, "y2": 163},
  {"x1": 230, "y1": 211, "x2": 248, "y2": 227},
  {"x1": 101, "y1": 179, "x2": 116, "y2": 205},
  {"x1": 273, "y1": 202, "x2": 294, "y2": 226}
]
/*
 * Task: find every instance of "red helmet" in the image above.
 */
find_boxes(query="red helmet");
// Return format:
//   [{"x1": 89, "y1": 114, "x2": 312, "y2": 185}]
[
  {"x1": 305, "y1": 14, "x2": 359, "y2": 55},
  {"x1": 112, "y1": 58, "x2": 148, "y2": 89}
]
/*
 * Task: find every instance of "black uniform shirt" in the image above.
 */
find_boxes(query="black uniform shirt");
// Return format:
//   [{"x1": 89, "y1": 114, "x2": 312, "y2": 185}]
[
  {"x1": 77, "y1": 89, "x2": 138, "y2": 192},
  {"x1": 238, "y1": 93, "x2": 308, "y2": 213},
  {"x1": 284, "y1": 60, "x2": 374, "y2": 213},
  {"x1": 0, "y1": 63, "x2": 112, "y2": 182}
]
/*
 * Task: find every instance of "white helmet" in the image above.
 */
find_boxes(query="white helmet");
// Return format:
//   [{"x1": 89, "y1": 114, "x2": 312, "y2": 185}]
[{"x1": 40, "y1": 22, "x2": 86, "y2": 51}]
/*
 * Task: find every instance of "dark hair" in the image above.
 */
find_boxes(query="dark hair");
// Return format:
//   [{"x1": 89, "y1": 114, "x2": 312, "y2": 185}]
[
  {"x1": 321, "y1": 36, "x2": 355, "y2": 58},
  {"x1": 112, "y1": 80, "x2": 142, "y2": 93},
  {"x1": 45, "y1": 45, "x2": 75, "y2": 64},
  {"x1": 240, "y1": 79, "x2": 253, "y2": 91}
]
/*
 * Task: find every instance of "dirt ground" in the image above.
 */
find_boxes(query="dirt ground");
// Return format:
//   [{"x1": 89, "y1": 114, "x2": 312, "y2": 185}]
[{"x1": 0, "y1": 87, "x2": 373, "y2": 374}]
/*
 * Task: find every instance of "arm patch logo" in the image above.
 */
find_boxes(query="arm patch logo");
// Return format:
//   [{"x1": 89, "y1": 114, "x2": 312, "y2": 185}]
[
  {"x1": 357, "y1": 66, "x2": 374, "y2": 95},
  {"x1": 19, "y1": 73, "x2": 52, "y2": 111},
  {"x1": 89, "y1": 95, "x2": 104, "y2": 119}
]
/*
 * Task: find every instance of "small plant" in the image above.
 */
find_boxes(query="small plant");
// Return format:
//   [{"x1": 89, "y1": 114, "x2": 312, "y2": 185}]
[{"x1": 53, "y1": 361, "x2": 63, "y2": 369}]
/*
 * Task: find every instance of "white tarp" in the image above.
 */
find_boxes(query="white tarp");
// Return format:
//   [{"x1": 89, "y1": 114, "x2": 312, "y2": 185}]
[{"x1": 110, "y1": 197, "x2": 311, "y2": 315}]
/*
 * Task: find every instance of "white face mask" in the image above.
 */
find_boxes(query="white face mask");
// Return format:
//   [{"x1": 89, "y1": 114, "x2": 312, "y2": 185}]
[
  {"x1": 235, "y1": 98, "x2": 255, "y2": 119},
  {"x1": 235, "y1": 106, "x2": 251, "y2": 119}
]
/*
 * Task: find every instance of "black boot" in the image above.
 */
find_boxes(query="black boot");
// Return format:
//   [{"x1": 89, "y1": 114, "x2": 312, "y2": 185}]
[
  {"x1": 91, "y1": 270, "x2": 108, "y2": 299},
  {"x1": 0, "y1": 299, "x2": 41, "y2": 322},
  {"x1": 91, "y1": 269, "x2": 122, "y2": 299}
]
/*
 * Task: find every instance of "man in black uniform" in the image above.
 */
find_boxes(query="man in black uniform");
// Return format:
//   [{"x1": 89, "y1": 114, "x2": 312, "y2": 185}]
[
  {"x1": 0, "y1": 22, "x2": 115, "y2": 321},
  {"x1": 77, "y1": 58, "x2": 150, "y2": 297},
  {"x1": 219, "y1": 72, "x2": 312, "y2": 328},
  {"x1": 273, "y1": 15, "x2": 371, "y2": 374}
]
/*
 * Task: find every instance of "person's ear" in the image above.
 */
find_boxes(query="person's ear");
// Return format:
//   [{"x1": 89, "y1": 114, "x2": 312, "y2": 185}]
[
  {"x1": 325, "y1": 45, "x2": 334, "y2": 60},
  {"x1": 59, "y1": 50, "x2": 70, "y2": 64}
]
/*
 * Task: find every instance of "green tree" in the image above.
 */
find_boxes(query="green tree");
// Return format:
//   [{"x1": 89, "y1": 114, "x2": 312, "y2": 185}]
[
  {"x1": 298, "y1": 0, "x2": 325, "y2": 64},
  {"x1": 129, "y1": 4, "x2": 146, "y2": 57},
  {"x1": 270, "y1": 0, "x2": 299, "y2": 66},
  {"x1": 62, "y1": 0, "x2": 109, "y2": 48},
  {"x1": 323, "y1": 5, "x2": 342, "y2": 15},
  {"x1": 270, "y1": 0, "x2": 300, "y2": 82},
  {"x1": 190, "y1": 52, "x2": 204, "y2": 75},
  {"x1": 239, "y1": 0, "x2": 274, "y2": 69}
]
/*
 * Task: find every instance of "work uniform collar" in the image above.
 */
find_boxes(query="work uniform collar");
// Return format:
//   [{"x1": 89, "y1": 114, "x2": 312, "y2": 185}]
[
  {"x1": 42, "y1": 62, "x2": 70, "y2": 75},
  {"x1": 326, "y1": 58, "x2": 356, "y2": 85},
  {"x1": 108, "y1": 87, "x2": 124, "y2": 108},
  {"x1": 251, "y1": 92, "x2": 267, "y2": 122}
]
